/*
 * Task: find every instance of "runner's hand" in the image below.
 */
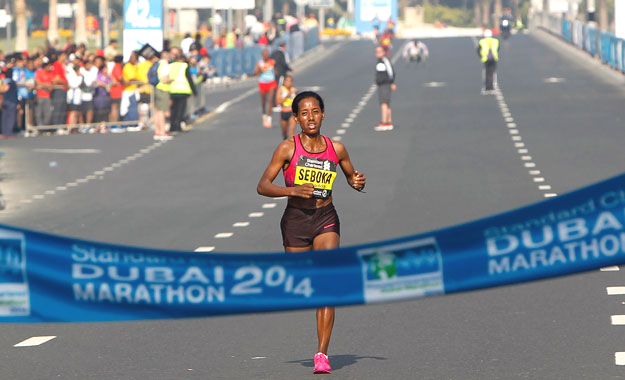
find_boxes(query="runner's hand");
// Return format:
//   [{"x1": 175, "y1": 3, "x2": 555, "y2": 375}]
[
  {"x1": 391, "y1": 84, "x2": 397, "y2": 91},
  {"x1": 352, "y1": 171, "x2": 366, "y2": 191},
  {"x1": 292, "y1": 183, "x2": 315, "y2": 198}
]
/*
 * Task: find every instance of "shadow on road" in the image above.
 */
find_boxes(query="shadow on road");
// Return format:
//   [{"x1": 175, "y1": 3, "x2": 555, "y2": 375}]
[{"x1": 286, "y1": 354, "x2": 386, "y2": 370}]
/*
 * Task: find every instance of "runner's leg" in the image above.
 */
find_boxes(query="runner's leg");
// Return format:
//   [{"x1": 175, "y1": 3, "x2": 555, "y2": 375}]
[{"x1": 312, "y1": 232, "x2": 339, "y2": 354}]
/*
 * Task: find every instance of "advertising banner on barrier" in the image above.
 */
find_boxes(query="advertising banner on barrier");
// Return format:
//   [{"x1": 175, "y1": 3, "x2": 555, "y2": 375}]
[{"x1": 4, "y1": 172, "x2": 625, "y2": 322}]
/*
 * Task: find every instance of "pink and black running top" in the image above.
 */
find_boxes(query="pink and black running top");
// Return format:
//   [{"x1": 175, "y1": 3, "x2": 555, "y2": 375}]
[{"x1": 283, "y1": 134, "x2": 339, "y2": 199}]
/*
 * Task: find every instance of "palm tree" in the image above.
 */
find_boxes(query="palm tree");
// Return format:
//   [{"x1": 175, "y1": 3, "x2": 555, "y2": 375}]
[
  {"x1": 474, "y1": 0, "x2": 482, "y2": 26},
  {"x1": 15, "y1": 0, "x2": 27, "y2": 51},
  {"x1": 599, "y1": 0, "x2": 607, "y2": 30},
  {"x1": 482, "y1": 0, "x2": 492, "y2": 27},
  {"x1": 75, "y1": 0, "x2": 87, "y2": 44},
  {"x1": 49, "y1": 0, "x2": 59, "y2": 44}
]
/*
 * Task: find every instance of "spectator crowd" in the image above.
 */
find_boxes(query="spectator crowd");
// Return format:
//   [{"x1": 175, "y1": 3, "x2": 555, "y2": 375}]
[{"x1": 0, "y1": 11, "x2": 319, "y2": 140}]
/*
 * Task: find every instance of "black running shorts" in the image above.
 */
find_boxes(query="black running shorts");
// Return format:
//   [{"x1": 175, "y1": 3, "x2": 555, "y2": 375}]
[{"x1": 280, "y1": 203, "x2": 340, "y2": 247}]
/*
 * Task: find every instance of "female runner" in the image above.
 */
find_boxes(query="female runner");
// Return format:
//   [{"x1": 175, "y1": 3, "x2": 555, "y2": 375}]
[{"x1": 257, "y1": 91, "x2": 366, "y2": 374}]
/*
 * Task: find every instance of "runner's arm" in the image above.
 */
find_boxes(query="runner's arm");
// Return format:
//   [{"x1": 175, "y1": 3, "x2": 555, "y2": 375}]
[
  {"x1": 252, "y1": 62, "x2": 261, "y2": 76},
  {"x1": 276, "y1": 88, "x2": 286, "y2": 105},
  {"x1": 334, "y1": 141, "x2": 366, "y2": 191},
  {"x1": 257, "y1": 141, "x2": 315, "y2": 198}
]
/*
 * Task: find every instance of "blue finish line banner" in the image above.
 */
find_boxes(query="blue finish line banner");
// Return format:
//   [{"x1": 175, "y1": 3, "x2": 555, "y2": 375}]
[{"x1": 4, "y1": 173, "x2": 625, "y2": 322}]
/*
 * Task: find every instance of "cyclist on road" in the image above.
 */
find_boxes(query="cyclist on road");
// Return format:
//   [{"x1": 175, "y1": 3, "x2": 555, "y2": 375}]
[
  {"x1": 402, "y1": 39, "x2": 429, "y2": 64},
  {"x1": 257, "y1": 91, "x2": 366, "y2": 375}
]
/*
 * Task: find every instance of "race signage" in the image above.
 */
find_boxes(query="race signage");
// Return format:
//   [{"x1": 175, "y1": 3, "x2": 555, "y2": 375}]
[
  {"x1": 354, "y1": 0, "x2": 398, "y2": 34},
  {"x1": 5, "y1": 171, "x2": 625, "y2": 322},
  {"x1": 123, "y1": 0, "x2": 163, "y2": 61}
]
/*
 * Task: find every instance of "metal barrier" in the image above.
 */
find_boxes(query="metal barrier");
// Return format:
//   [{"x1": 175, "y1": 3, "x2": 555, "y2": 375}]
[
  {"x1": 208, "y1": 27, "x2": 320, "y2": 78},
  {"x1": 533, "y1": 13, "x2": 625, "y2": 75},
  {"x1": 25, "y1": 91, "x2": 156, "y2": 136}
]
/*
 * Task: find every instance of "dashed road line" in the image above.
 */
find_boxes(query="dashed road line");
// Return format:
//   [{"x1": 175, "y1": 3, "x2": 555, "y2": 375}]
[
  {"x1": 194, "y1": 246, "x2": 215, "y2": 252},
  {"x1": 601, "y1": 266, "x2": 620, "y2": 272},
  {"x1": 249, "y1": 212, "x2": 264, "y2": 218},
  {"x1": 492, "y1": 84, "x2": 557, "y2": 198},
  {"x1": 14, "y1": 336, "x2": 57, "y2": 347},
  {"x1": 606, "y1": 287, "x2": 625, "y2": 295},
  {"x1": 215, "y1": 232, "x2": 234, "y2": 239},
  {"x1": 16, "y1": 139, "x2": 172, "y2": 206},
  {"x1": 262, "y1": 203, "x2": 277, "y2": 209},
  {"x1": 233, "y1": 222, "x2": 250, "y2": 227}
]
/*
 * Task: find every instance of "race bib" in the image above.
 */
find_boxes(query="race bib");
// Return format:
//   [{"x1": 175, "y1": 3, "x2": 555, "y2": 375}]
[{"x1": 294, "y1": 156, "x2": 337, "y2": 199}]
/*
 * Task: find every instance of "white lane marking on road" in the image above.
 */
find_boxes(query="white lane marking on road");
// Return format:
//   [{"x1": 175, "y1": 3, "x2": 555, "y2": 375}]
[
  {"x1": 342, "y1": 123, "x2": 350, "y2": 128},
  {"x1": 507, "y1": 123, "x2": 517, "y2": 128},
  {"x1": 33, "y1": 148, "x2": 100, "y2": 154},
  {"x1": 20, "y1": 199, "x2": 33, "y2": 204},
  {"x1": 533, "y1": 177, "x2": 545, "y2": 183},
  {"x1": 518, "y1": 149, "x2": 529, "y2": 154},
  {"x1": 345, "y1": 118, "x2": 353, "y2": 123},
  {"x1": 424, "y1": 82, "x2": 447, "y2": 88},
  {"x1": 538, "y1": 185, "x2": 552, "y2": 190},
  {"x1": 505, "y1": 117, "x2": 514, "y2": 122},
  {"x1": 195, "y1": 246, "x2": 215, "y2": 252},
  {"x1": 14, "y1": 336, "x2": 57, "y2": 347},
  {"x1": 544, "y1": 193, "x2": 558, "y2": 198},
  {"x1": 337, "y1": 129, "x2": 346, "y2": 135},
  {"x1": 509, "y1": 129, "x2": 519, "y2": 134},
  {"x1": 86, "y1": 175, "x2": 97, "y2": 180},
  {"x1": 215, "y1": 87, "x2": 259, "y2": 114},
  {"x1": 333, "y1": 136, "x2": 342, "y2": 141},
  {"x1": 521, "y1": 155, "x2": 532, "y2": 161},
  {"x1": 76, "y1": 178, "x2": 89, "y2": 183},
  {"x1": 56, "y1": 186, "x2": 68, "y2": 191},
  {"x1": 529, "y1": 170, "x2": 541, "y2": 175},
  {"x1": 103, "y1": 167, "x2": 114, "y2": 172},
  {"x1": 251, "y1": 357, "x2": 267, "y2": 360},
  {"x1": 249, "y1": 212, "x2": 264, "y2": 218},
  {"x1": 601, "y1": 266, "x2": 620, "y2": 272},
  {"x1": 524, "y1": 162, "x2": 536, "y2": 168},
  {"x1": 215, "y1": 232, "x2": 234, "y2": 239},
  {"x1": 607, "y1": 287, "x2": 625, "y2": 295},
  {"x1": 616, "y1": 352, "x2": 625, "y2": 365},
  {"x1": 44, "y1": 190, "x2": 55, "y2": 195},
  {"x1": 67, "y1": 182, "x2": 78, "y2": 186},
  {"x1": 512, "y1": 136, "x2": 522, "y2": 141},
  {"x1": 544, "y1": 77, "x2": 566, "y2": 83},
  {"x1": 515, "y1": 142, "x2": 525, "y2": 148},
  {"x1": 273, "y1": 196, "x2": 287, "y2": 200},
  {"x1": 503, "y1": 112, "x2": 511, "y2": 117},
  {"x1": 32, "y1": 195, "x2": 44, "y2": 199},
  {"x1": 233, "y1": 222, "x2": 250, "y2": 227},
  {"x1": 262, "y1": 203, "x2": 277, "y2": 209}
]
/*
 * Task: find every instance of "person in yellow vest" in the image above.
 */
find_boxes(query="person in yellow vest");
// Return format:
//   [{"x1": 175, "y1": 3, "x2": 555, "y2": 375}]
[
  {"x1": 168, "y1": 48, "x2": 197, "y2": 132},
  {"x1": 477, "y1": 29, "x2": 499, "y2": 95}
]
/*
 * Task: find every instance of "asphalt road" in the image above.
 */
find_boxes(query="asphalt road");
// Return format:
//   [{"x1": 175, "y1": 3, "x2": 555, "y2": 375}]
[{"x1": 1, "y1": 30, "x2": 625, "y2": 379}]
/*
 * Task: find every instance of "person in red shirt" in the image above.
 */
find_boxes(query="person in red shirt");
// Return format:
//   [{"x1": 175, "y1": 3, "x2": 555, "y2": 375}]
[
  {"x1": 34, "y1": 57, "x2": 55, "y2": 126},
  {"x1": 108, "y1": 55, "x2": 123, "y2": 122}
]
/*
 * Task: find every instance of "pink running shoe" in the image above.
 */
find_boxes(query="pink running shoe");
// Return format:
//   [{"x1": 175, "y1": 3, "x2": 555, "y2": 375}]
[{"x1": 313, "y1": 352, "x2": 331, "y2": 374}]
